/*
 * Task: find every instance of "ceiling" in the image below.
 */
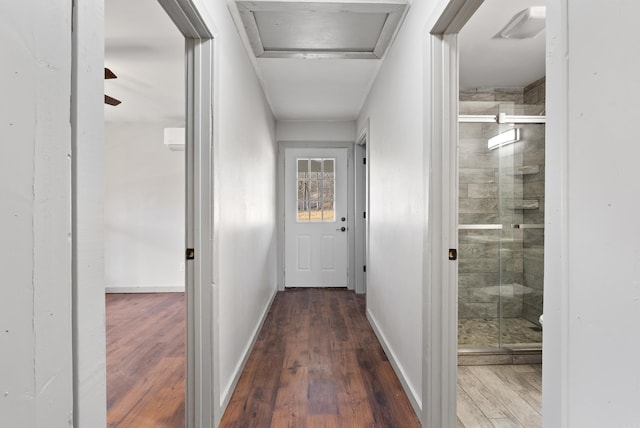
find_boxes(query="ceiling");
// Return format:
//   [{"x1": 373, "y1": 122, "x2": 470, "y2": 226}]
[
  {"x1": 232, "y1": 1, "x2": 409, "y2": 120},
  {"x1": 258, "y1": 58, "x2": 381, "y2": 119},
  {"x1": 459, "y1": 0, "x2": 546, "y2": 90},
  {"x1": 104, "y1": 0, "x2": 184, "y2": 123},
  {"x1": 104, "y1": 0, "x2": 545, "y2": 124},
  {"x1": 235, "y1": 1, "x2": 408, "y2": 59}
]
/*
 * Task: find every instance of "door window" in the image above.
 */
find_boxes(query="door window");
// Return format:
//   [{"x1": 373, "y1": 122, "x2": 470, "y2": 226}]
[{"x1": 297, "y1": 158, "x2": 335, "y2": 222}]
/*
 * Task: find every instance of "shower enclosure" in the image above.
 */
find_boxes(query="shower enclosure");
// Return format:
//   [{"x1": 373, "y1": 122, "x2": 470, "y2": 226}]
[{"x1": 457, "y1": 99, "x2": 545, "y2": 361}]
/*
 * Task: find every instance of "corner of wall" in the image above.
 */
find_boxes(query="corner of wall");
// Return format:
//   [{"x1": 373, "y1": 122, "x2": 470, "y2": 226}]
[
  {"x1": 366, "y1": 309, "x2": 422, "y2": 419},
  {"x1": 219, "y1": 288, "x2": 277, "y2": 412}
]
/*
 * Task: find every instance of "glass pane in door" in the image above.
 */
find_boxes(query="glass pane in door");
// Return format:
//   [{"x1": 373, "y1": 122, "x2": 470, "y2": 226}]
[
  {"x1": 497, "y1": 103, "x2": 544, "y2": 349},
  {"x1": 458, "y1": 115, "x2": 502, "y2": 349},
  {"x1": 458, "y1": 100, "x2": 544, "y2": 351},
  {"x1": 296, "y1": 157, "x2": 337, "y2": 223}
]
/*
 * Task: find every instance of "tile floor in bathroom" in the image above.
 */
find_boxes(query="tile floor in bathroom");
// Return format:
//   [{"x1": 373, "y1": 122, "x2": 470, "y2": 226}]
[{"x1": 457, "y1": 363, "x2": 542, "y2": 427}]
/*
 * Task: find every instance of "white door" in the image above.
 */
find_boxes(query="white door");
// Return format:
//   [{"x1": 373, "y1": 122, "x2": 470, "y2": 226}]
[{"x1": 284, "y1": 148, "x2": 348, "y2": 287}]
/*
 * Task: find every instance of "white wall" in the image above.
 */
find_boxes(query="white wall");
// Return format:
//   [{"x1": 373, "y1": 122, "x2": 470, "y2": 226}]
[
  {"x1": 1, "y1": 1, "x2": 75, "y2": 425},
  {"x1": 544, "y1": 2, "x2": 640, "y2": 426},
  {"x1": 276, "y1": 120, "x2": 356, "y2": 142},
  {"x1": 191, "y1": 0, "x2": 279, "y2": 415},
  {"x1": 104, "y1": 122, "x2": 185, "y2": 292},
  {"x1": 216, "y1": 43, "x2": 277, "y2": 417},
  {"x1": 356, "y1": 0, "x2": 441, "y2": 413},
  {"x1": 73, "y1": 0, "x2": 107, "y2": 425},
  {"x1": 3, "y1": 0, "x2": 277, "y2": 425}
]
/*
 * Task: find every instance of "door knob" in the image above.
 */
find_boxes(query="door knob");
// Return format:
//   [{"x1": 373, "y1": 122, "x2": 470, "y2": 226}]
[{"x1": 336, "y1": 227, "x2": 347, "y2": 232}]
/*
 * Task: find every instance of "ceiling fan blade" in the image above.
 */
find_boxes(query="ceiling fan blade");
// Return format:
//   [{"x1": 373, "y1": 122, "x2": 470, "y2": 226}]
[
  {"x1": 105, "y1": 95, "x2": 121, "y2": 106},
  {"x1": 104, "y1": 67, "x2": 117, "y2": 79}
]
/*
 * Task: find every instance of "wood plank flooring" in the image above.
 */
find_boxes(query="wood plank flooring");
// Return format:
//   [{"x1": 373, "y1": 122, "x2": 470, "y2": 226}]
[
  {"x1": 219, "y1": 288, "x2": 421, "y2": 428},
  {"x1": 457, "y1": 364, "x2": 542, "y2": 428},
  {"x1": 106, "y1": 293, "x2": 186, "y2": 428},
  {"x1": 106, "y1": 291, "x2": 542, "y2": 428}
]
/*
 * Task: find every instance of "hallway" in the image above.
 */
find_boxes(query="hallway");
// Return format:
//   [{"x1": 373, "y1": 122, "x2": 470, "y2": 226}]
[{"x1": 219, "y1": 288, "x2": 420, "y2": 427}]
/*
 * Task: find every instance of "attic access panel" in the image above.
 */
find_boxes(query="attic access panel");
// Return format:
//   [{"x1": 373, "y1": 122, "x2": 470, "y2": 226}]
[{"x1": 236, "y1": 1, "x2": 409, "y2": 59}]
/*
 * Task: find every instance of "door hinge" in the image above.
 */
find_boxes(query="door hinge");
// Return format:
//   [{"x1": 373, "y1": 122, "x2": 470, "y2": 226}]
[
  {"x1": 363, "y1": 265, "x2": 367, "y2": 272},
  {"x1": 186, "y1": 248, "x2": 195, "y2": 260},
  {"x1": 363, "y1": 157, "x2": 366, "y2": 165},
  {"x1": 448, "y1": 249, "x2": 457, "y2": 261},
  {"x1": 363, "y1": 211, "x2": 366, "y2": 219}
]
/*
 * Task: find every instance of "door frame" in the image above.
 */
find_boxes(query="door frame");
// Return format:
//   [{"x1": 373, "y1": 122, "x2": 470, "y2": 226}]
[
  {"x1": 355, "y1": 123, "x2": 369, "y2": 294},
  {"x1": 156, "y1": 1, "x2": 218, "y2": 426},
  {"x1": 277, "y1": 141, "x2": 355, "y2": 291},
  {"x1": 424, "y1": 1, "x2": 483, "y2": 426}
]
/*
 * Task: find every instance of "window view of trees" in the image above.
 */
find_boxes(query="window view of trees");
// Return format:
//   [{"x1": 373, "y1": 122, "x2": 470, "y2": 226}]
[{"x1": 297, "y1": 158, "x2": 335, "y2": 221}]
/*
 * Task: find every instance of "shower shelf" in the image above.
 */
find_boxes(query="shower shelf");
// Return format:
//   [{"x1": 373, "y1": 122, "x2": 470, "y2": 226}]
[
  {"x1": 503, "y1": 199, "x2": 539, "y2": 210},
  {"x1": 504, "y1": 165, "x2": 540, "y2": 176}
]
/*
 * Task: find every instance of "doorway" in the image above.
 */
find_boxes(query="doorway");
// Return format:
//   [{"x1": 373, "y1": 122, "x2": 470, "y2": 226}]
[
  {"x1": 455, "y1": 0, "x2": 545, "y2": 356},
  {"x1": 284, "y1": 147, "x2": 349, "y2": 287},
  {"x1": 427, "y1": 0, "x2": 545, "y2": 426},
  {"x1": 101, "y1": 0, "x2": 216, "y2": 426},
  {"x1": 104, "y1": 0, "x2": 186, "y2": 425}
]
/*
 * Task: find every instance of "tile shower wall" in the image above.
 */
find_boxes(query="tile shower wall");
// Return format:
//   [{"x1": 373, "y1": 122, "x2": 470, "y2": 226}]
[
  {"x1": 460, "y1": 87, "x2": 524, "y2": 103},
  {"x1": 524, "y1": 77, "x2": 546, "y2": 106},
  {"x1": 459, "y1": 83, "x2": 544, "y2": 323}
]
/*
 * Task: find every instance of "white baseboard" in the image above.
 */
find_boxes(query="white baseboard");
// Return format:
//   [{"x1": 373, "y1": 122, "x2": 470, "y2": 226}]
[
  {"x1": 367, "y1": 308, "x2": 422, "y2": 419},
  {"x1": 105, "y1": 285, "x2": 185, "y2": 293},
  {"x1": 219, "y1": 288, "x2": 278, "y2": 412}
]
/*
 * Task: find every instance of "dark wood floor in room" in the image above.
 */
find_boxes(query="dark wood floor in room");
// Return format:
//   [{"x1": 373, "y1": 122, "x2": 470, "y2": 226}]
[
  {"x1": 219, "y1": 288, "x2": 421, "y2": 428},
  {"x1": 106, "y1": 293, "x2": 186, "y2": 428}
]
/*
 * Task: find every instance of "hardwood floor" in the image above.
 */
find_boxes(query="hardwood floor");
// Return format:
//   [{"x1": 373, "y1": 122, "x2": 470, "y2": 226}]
[
  {"x1": 219, "y1": 288, "x2": 421, "y2": 428},
  {"x1": 106, "y1": 291, "x2": 541, "y2": 428},
  {"x1": 457, "y1": 364, "x2": 542, "y2": 428},
  {"x1": 106, "y1": 293, "x2": 186, "y2": 428}
]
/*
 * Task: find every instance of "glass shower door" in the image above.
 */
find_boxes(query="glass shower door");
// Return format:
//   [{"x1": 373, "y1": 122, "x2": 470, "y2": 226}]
[
  {"x1": 458, "y1": 115, "x2": 503, "y2": 350},
  {"x1": 498, "y1": 108, "x2": 545, "y2": 349},
  {"x1": 458, "y1": 102, "x2": 544, "y2": 353},
  {"x1": 495, "y1": 119, "x2": 529, "y2": 350}
]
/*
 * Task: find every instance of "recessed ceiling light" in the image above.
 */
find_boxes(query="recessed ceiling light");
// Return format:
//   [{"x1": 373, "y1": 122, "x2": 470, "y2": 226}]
[{"x1": 495, "y1": 6, "x2": 546, "y2": 39}]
